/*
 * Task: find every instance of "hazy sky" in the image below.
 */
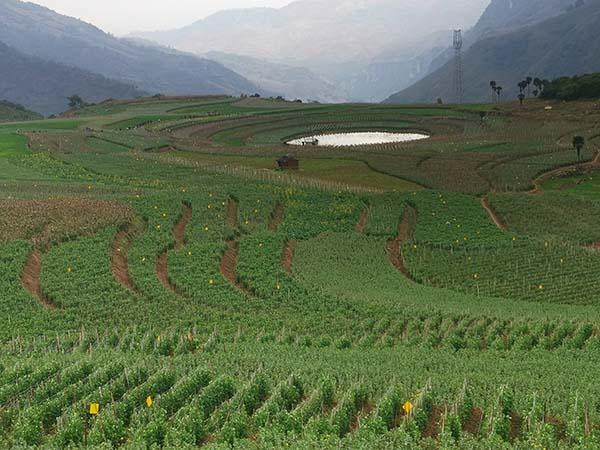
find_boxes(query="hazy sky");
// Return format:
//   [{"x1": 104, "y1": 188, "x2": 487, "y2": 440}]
[{"x1": 30, "y1": 0, "x2": 295, "y2": 35}]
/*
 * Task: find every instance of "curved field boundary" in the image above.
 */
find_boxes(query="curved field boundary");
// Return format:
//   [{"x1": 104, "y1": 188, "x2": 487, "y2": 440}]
[
  {"x1": 173, "y1": 203, "x2": 192, "y2": 249},
  {"x1": 22, "y1": 249, "x2": 56, "y2": 309},
  {"x1": 282, "y1": 241, "x2": 297, "y2": 274},
  {"x1": 220, "y1": 240, "x2": 249, "y2": 294},
  {"x1": 111, "y1": 222, "x2": 142, "y2": 292},
  {"x1": 481, "y1": 196, "x2": 507, "y2": 231},
  {"x1": 156, "y1": 203, "x2": 193, "y2": 294},
  {"x1": 268, "y1": 202, "x2": 284, "y2": 232},
  {"x1": 355, "y1": 207, "x2": 369, "y2": 233},
  {"x1": 388, "y1": 206, "x2": 417, "y2": 280},
  {"x1": 220, "y1": 199, "x2": 252, "y2": 295},
  {"x1": 531, "y1": 150, "x2": 600, "y2": 193}
]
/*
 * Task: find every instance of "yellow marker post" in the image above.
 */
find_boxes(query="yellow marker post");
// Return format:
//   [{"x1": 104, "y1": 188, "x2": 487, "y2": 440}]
[
  {"x1": 146, "y1": 396, "x2": 154, "y2": 408},
  {"x1": 402, "y1": 401, "x2": 413, "y2": 415},
  {"x1": 89, "y1": 403, "x2": 100, "y2": 416}
]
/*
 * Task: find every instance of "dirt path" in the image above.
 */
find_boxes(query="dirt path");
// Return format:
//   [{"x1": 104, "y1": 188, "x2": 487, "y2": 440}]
[
  {"x1": 422, "y1": 405, "x2": 446, "y2": 439},
  {"x1": 463, "y1": 407, "x2": 483, "y2": 435},
  {"x1": 220, "y1": 239, "x2": 253, "y2": 295},
  {"x1": 481, "y1": 196, "x2": 507, "y2": 231},
  {"x1": 220, "y1": 240, "x2": 240, "y2": 287},
  {"x1": 282, "y1": 241, "x2": 297, "y2": 274},
  {"x1": 173, "y1": 203, "x2": 192, "y2": 249},
  {"x1": 111, "y1": 224, "x2": 138, "y2": 292},
  {"x1": 220, "y1": 199, "x2": 252, "y2": 295},
  {"x1": 509, "y1": 411, "x2": 522, "y2": 441},
  {"x1": 226, "y1": 198, "x2": 238, "y2": 228},
  {"x1": 156, "y1": 203, "x2": 193, "y2": 294},
  {"x1": 22, "y1": 249, "x2": 56, "y2": 309},
  {"x1": 355, "y1": 207, "x2": 369, "y2": 233},
  {"x1": 531, "y1": 150, "x2": 600, "y2": 193},
  {"x1": 268, "y1": 202, "x2": 284, "y2": 232},
  {"x1": 388, "y1": 206, "x2": 416, "y2": 280}
]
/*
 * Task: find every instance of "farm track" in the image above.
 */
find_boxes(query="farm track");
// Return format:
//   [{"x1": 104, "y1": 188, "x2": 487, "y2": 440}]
[
  {"x1": 355, "y1": 207, "x2": 369, "y2": 233},
  {"x1": 22, "y1": 249, "x2": 56, "y2": 309},
  {"x1": 388, "y1": 206, "x2": 417, "y2": 280},
  {"x1": 155, "y1": 203, "x2": 192, "y2": 294},
  {"x1": 481, "y1": 196, "x2": 507, "y2": 231},
  {"x1": 282, "y1": 240, "x2": 297, "y2": 274},
  {"x1": 111, "y1": 223, "x2": 140, "y2": 292},
  {"x1": 268, "y1": 202, "x2": 284, "y2": 231}
]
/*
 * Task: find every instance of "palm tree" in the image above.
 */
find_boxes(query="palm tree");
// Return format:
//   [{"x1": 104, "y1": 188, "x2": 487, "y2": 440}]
[
  {"x1": 533, "y1": 77, "x2": 543, "y2": 94},
  {"x1": 573, "y1": 136, "x2": 585, "y2": 161},
  {"x1": 490, "y1": 80, "x2": 497, "y2": 102},
  {"x1": 496, "y1": 86, "x2": 503, "y2": 102},
  {"x1": 525, "y1": 76, "x2": 533, "y2": 97},
  {"x1": 518, "y1": 93, "x2": 526, "y2": 106}
]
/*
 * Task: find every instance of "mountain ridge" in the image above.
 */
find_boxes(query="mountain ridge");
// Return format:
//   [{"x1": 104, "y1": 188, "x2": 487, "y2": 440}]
[
  {"x1": 0, "y1": 41, "x2": 144, "y2": 115},
  {"x1": 385, "y1": 0, "x2": 599, "y2": 104},
  {"x1": 0, "y1": 0, "x2": 262, "y2": 100}
]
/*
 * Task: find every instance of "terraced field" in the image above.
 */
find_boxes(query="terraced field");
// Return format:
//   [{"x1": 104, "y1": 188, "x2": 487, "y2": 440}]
[{"x1": 1, "y1": 96, "x2": 600, "y2": 449}]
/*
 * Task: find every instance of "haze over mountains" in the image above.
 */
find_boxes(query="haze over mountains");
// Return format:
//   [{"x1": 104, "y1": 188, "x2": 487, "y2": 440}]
[
  {"x1": 0, "y1": 0, "x2": 261, "y2": 114},
  {"x1": 1, "y1": 0, "x2": 598, "y2": 114},
  {"x1": 133, "y1": 0, "x2": 490, "y2": 102},
  {"x1": 387, "y1": 0, "x2": 600, "y2": 103}
]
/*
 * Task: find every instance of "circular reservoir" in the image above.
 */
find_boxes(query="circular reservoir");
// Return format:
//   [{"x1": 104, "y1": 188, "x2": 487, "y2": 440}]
[{"x1": 287, "y1": 132, "x2": 429, "y2": 147}]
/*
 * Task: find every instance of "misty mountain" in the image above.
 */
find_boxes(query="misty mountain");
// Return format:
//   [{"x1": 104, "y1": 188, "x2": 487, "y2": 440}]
[
  {"x1": 204, "y1": 52, "x2": 345, "y2": 103},
  {"x1": 386, "y1": 0, "x2": 596, "y2": 104},
  {"x1": 0, "y1": 41, "x2": 143, "y2": 115},
  {"x1": 0, "y1": 0, "x2": 261, "y2": 100},
  {"x1": 132, "y1": 0, "x2": 490, "y2": 102},
  {"x1": 425, "y1": 0, "x2": 576, "y2": 76}
]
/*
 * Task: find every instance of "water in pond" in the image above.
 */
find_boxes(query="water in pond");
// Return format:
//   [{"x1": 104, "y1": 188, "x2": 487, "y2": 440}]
[{"x1": 287, "y1": 132, "x2": 429, "y2": 147}]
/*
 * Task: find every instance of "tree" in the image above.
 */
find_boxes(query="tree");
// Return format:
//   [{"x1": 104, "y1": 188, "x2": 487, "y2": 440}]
[
  {"x1": 573, "y1": 136, "x2": 585, "y2": 161},
  {"x1": 533, "y1": 77, "x2": 543, "y2": 94},
  {"x1": 533, "y1": 90, "x2": 539, "y2": 97},
  {"x1": 496, "y1": 86, "x2": 503, "y2": 101},
  {"x1": 490, "y1": 80, "x2": 497, "y2": 102},
  {"x1": 479, "y1": 111, "x2": 487, "y2": 125},
  {"x1": 518, "y1": 93, "x2": 526, "y2": 106},
  {"x1": 67, "y1": 95, "x2": 85, "y2": 110},
  {"x1": 525, "y1": 76, "x2": 533, "y2": 97}
]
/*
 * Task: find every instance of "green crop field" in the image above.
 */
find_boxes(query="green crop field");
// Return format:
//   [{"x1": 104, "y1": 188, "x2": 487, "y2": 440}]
[{"x1": 1, "y1": 96, "x2": 600, "y2": 449}]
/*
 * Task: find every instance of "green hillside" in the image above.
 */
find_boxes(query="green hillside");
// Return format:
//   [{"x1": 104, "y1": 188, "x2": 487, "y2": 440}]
[
  {"x1": 1, "y1": 96, "x2": 600, "y2": 449},
  {"x1": 0, "y1": 100, "x2": 42, "y2": 122}
]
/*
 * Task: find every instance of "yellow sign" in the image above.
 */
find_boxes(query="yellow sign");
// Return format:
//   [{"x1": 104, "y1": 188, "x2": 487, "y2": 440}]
[
  {"x1": 402, "y1": 401, "x2": 413, "y2": 415},
  {"x1": 146, "y1": 396, "x2": 154, "y2": 408},
  {"x1": 89, "y1": 403, "x2": 100, "y2": 415}
]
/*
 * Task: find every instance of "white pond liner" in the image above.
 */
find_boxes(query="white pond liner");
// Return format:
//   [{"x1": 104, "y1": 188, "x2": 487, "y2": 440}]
[{"x1": 286, "y1": 132, "x2": 429, "y2": 147}]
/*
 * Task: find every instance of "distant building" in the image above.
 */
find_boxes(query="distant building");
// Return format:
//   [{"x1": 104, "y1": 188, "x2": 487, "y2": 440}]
[{"x1": 277, "y1": 156, "x2": 299, "y2": 171}]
